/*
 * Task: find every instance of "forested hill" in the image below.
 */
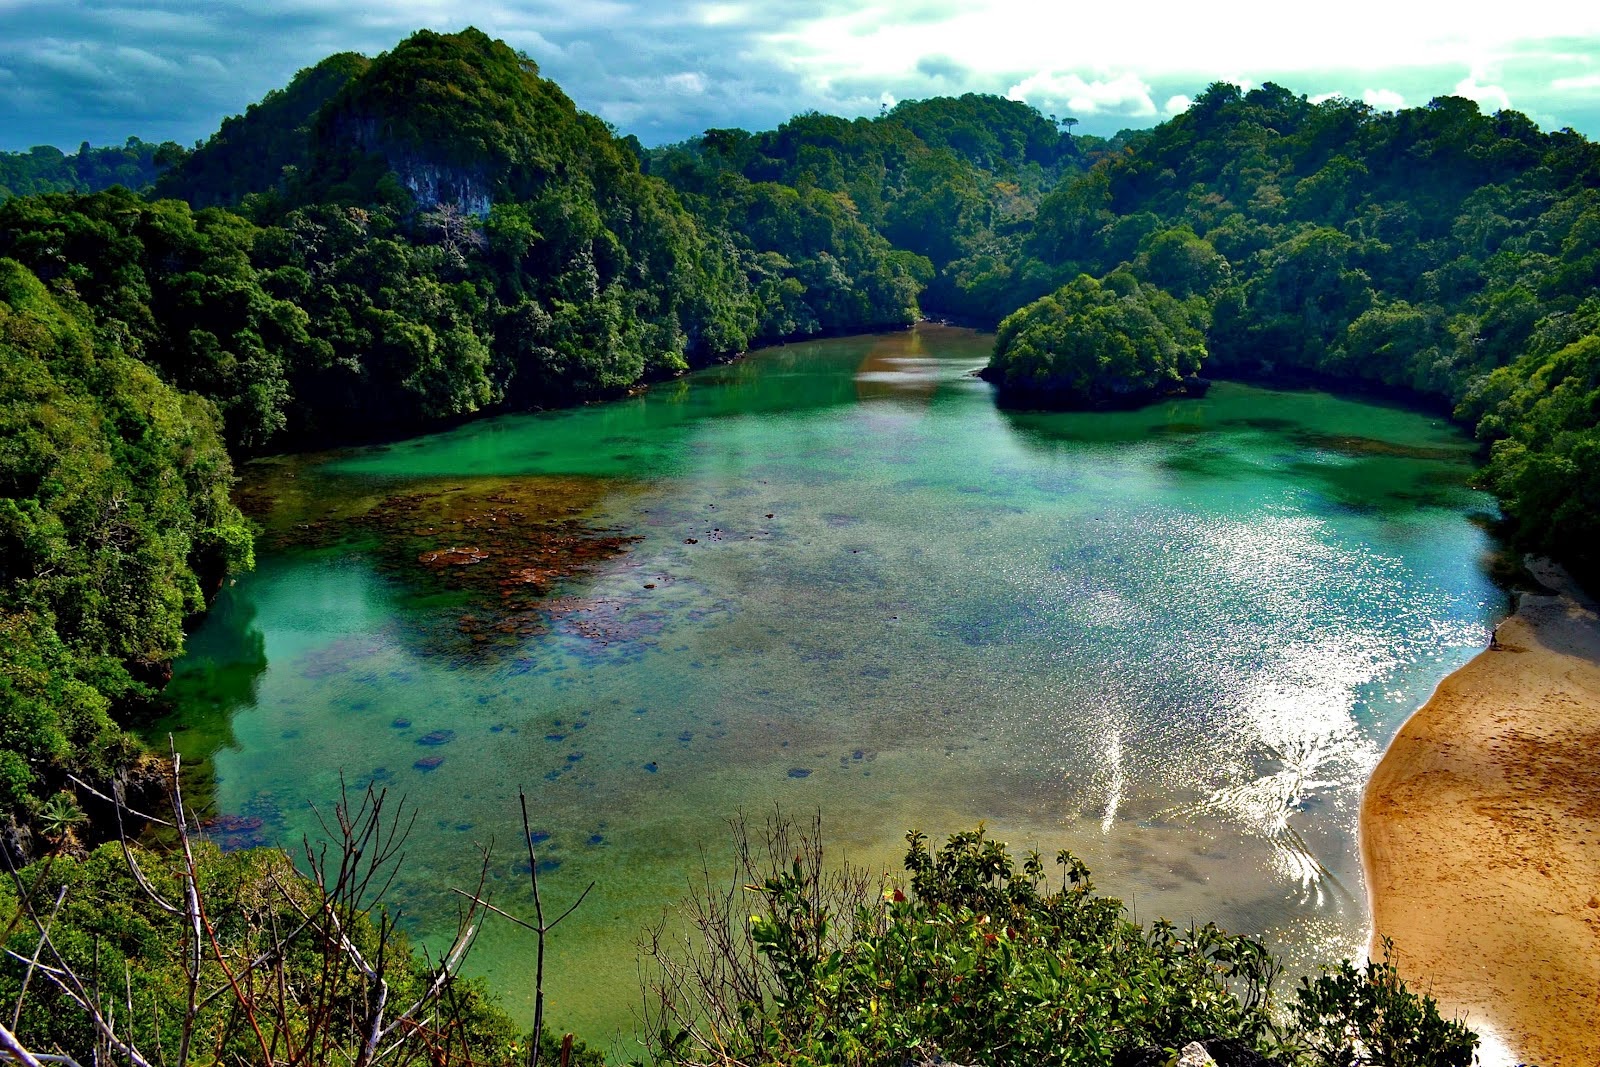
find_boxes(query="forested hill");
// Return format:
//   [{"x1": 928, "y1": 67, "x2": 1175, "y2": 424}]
[{"x1": 4, "y1": 25, "x2": 1600, "y2": 852}]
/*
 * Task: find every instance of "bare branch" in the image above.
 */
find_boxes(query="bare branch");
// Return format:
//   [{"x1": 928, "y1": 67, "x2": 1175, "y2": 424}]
[
  {"x1": 449, "y1": 889, "x2": 536, "y2": 933},
  {"x1": 65, "y1": 776, "x2": 173, "y2": 829},
  {"x1": 545, "y1": 882, "x2": 595, "y2": 933},
  {"x1": 10, "y1": 885, "x2": 66, "y2": 1031},
  {"x1": 0, "y1": 1020, "x2": 49, "y2": 1067}
]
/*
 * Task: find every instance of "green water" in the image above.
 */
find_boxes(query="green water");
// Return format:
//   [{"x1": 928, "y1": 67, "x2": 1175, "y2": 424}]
[{"x1": 155, "y1": 325, "x2": 1501, "y2": 1056}]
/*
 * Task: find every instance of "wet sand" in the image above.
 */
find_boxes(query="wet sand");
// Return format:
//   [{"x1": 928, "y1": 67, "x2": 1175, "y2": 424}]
[{"x1": 1362, "y1": 559, "x2": 1600, "y2": 1066}]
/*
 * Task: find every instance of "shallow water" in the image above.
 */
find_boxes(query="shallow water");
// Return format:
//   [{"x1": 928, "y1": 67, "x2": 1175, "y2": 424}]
[{"x1": 154, "y1": 325, "x2": 1501, "y2": 1055}]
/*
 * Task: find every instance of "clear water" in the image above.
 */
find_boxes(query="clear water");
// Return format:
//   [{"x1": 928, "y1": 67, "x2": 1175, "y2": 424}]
[{"x1": 153, "y1": 325, "x2": 1501, "y2": 1056}]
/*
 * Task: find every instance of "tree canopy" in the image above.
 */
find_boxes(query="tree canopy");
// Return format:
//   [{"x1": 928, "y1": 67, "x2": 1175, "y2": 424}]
[{"x1": 986, "y1": 272, "x2": 1207, "y2": 406}]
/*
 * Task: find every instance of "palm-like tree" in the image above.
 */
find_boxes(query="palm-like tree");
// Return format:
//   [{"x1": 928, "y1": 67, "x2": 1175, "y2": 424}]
[{"x1": 37, "y1": 792, "x2": 88, "y2": 845}]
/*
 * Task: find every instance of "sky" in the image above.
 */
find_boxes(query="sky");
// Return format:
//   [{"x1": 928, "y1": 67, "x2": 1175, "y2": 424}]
[{"x1": 3, "y1": 0, "x2": 1600, "y2": 152}]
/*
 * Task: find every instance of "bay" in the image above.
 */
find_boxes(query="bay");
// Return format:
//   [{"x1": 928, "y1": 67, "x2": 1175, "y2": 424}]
[{"x1": 152, "y1": 324, "x2": 1501, "y2": 1055}]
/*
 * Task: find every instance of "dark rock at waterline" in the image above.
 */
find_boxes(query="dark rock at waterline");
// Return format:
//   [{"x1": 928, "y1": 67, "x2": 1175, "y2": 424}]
[
  {"x1": 981, "y1": 365, "x2": 1213, "y2": 411},
  {"x1": 1201, "y1": 1040, "x2": 1275, "y2": 1067},
  {"x1": 1114, "y1": 1039, "x2": 1277, "y2": 1067}
]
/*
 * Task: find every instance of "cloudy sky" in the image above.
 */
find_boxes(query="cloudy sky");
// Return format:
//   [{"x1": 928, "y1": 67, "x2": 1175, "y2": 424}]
[{"x1": 3, "y1": 0, "x2": 1600, "y2": 152}]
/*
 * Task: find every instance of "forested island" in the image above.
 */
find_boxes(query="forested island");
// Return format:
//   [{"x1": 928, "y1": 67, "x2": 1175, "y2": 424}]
[{"x1": 3, "y1": 23, "x2": 1598, "y2": 1066}]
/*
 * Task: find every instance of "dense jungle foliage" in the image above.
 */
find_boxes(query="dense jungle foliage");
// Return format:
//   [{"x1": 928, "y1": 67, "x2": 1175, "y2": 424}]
[{"x1": 0, "y1": 258, "x2": 251, "y2": 836}]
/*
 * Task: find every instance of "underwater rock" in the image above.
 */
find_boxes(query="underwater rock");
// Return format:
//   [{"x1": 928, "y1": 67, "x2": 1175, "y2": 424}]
[
  {"x1": 417, "y1": 730, "x2": 456, "y2": 746},
  {"x1": 787, "y1": 767, "x2": 813, "y2": 779},
  {"x1": 414, "y1": 755, "x2": 445, "y2": 771},
  {"x1": 419, "y1": 545, "x2": 489, "y2": 566}
]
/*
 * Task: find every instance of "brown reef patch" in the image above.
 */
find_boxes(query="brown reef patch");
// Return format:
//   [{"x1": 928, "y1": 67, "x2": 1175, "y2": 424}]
[{"x1": 235, "y1": 460, "x2": 644, "y2": 657}]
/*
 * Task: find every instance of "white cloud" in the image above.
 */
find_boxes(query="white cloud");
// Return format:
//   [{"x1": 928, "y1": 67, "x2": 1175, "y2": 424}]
[
  {"x1": 1007, "y1": 70, "x2": 1156, "y2": 118},
  {"x1": 1362, "y1": 88, "x2": 1406, "y2": 111},
  {"x1": 764, "y1": 2, "x2": 1600, "y2": 91},
  {"x1": 1163, "y1": 94, "x2": 1192, "y2": 116},
  {"x1": 1552, "y1": 71, "x2": 1600, "y2": 91},
  {"x1": 662, "y1": 71, "x2": 706, "y2": 94},
  {"x1": 1308, "y1": 91, "x2": 1343, "y2": 105},
  {"x1": 696, "y1": 3, "x2": 746, "y2": 27},
  {"x1": 1453, "y1": 74, "x2": 1510, "y2": 110}
]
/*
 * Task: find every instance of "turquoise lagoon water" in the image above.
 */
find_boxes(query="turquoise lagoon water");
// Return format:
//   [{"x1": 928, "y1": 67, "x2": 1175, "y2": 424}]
[{"x1": 154, "y1": 325, "x2": 1502, "y2": 1054}]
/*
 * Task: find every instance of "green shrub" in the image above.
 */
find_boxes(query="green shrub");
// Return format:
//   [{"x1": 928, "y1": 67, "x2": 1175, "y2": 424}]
[{"x1": 646, "y1": 823, "x2": 1476, "y2": 1067}]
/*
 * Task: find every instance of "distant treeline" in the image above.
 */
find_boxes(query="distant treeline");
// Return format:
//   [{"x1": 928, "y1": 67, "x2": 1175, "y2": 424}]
[
  {"x1": 0, "y1": 137, "x2": 180, "y2": 199},
  {"x1": 2, "y1": 24, "x2": 1599, "y2": 855}
]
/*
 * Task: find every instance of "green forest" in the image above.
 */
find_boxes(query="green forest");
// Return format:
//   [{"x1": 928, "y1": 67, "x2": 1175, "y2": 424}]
[{"x1": 2, "y1": 22, "x2": 1596, "y2": 1064}]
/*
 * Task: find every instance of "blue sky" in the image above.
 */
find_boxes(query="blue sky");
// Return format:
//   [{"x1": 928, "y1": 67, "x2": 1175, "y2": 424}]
[{"x1": 3, "y1": 0, "x2": 1599, "y2": 152}]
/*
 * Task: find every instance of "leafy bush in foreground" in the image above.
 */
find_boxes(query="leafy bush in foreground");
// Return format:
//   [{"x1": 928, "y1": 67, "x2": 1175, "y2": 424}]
[{"x1": 645, "y1": 821, "x2": 1476, "y2": 1067}]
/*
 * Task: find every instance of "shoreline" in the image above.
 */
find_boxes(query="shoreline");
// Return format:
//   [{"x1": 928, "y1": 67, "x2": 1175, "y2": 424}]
[{"x1": 1361, "y1": 559, "x2": 1600, "y2": 1066}]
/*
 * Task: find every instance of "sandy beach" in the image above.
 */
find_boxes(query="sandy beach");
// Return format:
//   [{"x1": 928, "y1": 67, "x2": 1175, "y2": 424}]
[{"x1": 1362, "y1": 559, "x2": 1600, "y2": 1066}]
